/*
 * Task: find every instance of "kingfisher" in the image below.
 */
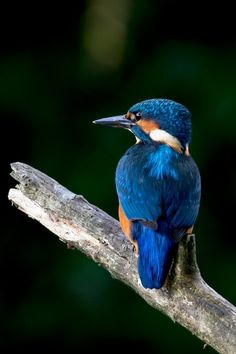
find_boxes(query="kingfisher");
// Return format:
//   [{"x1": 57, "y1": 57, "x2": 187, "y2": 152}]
[{"x1": 93, "y1": 98, "x2": 201, "y2": 289}]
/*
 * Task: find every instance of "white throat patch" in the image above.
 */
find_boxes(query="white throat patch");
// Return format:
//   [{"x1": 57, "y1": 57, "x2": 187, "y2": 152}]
[{"x1": 149, "y1": 129, "x2": 183, "y2": 153}]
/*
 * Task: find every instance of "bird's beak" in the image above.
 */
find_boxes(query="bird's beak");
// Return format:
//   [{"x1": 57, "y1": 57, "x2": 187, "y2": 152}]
[{"x1": 93, "y1": 115, "x2": 135, "y2": 128}]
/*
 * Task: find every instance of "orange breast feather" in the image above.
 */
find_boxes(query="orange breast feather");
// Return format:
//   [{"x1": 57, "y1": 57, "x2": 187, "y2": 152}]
[{"x1": 118, "y1": 203, "x2": 133, "y2": 241}]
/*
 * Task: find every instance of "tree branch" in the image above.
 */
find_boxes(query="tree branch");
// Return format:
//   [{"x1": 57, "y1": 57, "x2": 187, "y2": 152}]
[{"x1": 8, "y1": 162, "x2": 236, "y2": 354}]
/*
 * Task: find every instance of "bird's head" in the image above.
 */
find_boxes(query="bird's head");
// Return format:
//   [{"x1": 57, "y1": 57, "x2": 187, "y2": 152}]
[{"x1": 93, "y1": 98, "x2": 192, "y2": 153}]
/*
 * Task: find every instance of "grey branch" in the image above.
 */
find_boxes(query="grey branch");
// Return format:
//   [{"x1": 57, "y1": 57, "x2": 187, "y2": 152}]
[{"x1": 8, "y1": 162, "x2": 236, "y2": 354}]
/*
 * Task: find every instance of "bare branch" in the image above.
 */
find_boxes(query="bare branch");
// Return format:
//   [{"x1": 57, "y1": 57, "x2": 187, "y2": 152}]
[{"x1": 8, "y1": 162, "x2": 236, "y2": 354}]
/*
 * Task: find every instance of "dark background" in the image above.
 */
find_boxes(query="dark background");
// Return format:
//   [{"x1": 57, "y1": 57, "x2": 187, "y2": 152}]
[{"x1": 1, "y1": 1, "x2": 236, "y2": 353}]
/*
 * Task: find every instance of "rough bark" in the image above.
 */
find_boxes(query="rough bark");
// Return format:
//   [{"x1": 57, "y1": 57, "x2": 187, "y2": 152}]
[{"x1": 8, "y1": 162, "x2": 236, "y2": 354}]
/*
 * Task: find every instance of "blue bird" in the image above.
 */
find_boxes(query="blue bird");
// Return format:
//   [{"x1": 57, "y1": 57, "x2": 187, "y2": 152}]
[{"x1": 93, "y1": 98, "x2": 201, "y2": 289}]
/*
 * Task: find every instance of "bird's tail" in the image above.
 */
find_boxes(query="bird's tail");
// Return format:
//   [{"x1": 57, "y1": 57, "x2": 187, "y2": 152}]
[{"x1": 132, "y1": 221, "x2": 176, "y2": 289}]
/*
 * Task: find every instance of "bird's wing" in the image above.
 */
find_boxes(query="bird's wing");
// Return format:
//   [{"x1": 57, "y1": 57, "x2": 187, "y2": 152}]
[
  {"x1": 116, "y1": 145, "x2": 201, "y2": 236},
  {"x1": 116, "y1": 150, "x2": 163, "y2": 225}
]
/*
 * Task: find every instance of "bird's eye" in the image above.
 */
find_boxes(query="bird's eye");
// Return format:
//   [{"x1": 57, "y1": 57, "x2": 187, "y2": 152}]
[{"x1": 135, "y1": 112, "x2": 142, "y2": 121}]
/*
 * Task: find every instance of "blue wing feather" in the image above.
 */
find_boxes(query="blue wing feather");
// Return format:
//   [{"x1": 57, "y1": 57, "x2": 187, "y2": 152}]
[
  {"x1": 116, "y1": 144, "x2": 162, "y2": 223},
  {"x1": 116, "y1": 142, "x2": 200, "y2": 289},
  {"x1": 116, "y1": 143, "x2": 200, "y2": 239}
]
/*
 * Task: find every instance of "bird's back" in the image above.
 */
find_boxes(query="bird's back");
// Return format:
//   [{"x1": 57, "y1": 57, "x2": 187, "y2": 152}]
[{"x1": 116, "y1": 142, "x2": 201, "y2": 288}]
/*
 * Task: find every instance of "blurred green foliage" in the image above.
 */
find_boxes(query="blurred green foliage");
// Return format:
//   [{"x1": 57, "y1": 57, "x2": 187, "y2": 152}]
[{"x1": 1, "y1": 1, "x2": 236, "y2": 353}]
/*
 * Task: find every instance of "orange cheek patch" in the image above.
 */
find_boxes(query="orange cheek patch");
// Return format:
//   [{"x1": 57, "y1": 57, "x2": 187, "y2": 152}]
[{"x1": 137, "y1": 119, "x2": 159, "y2": 134}]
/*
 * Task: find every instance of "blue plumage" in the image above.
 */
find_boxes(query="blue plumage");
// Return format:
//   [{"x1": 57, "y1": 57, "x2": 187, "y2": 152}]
[
  {"x1": 116, "y1": 142, "x2": 200, "y2": 288},
  {"x1": 132, "y1": 221, "x2": 175, "y2": 289},
  {"x1": 94, "y1": 98, "x2": 201, "y2": 289}
]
